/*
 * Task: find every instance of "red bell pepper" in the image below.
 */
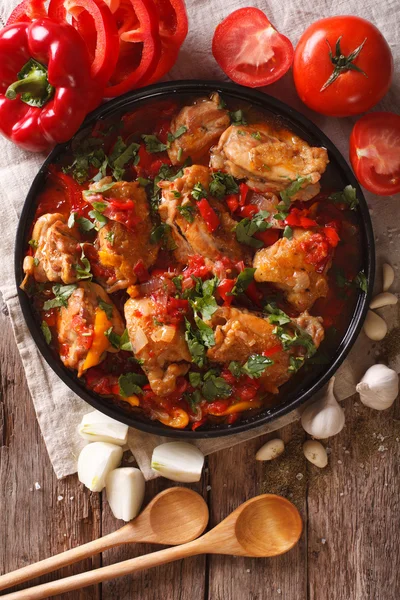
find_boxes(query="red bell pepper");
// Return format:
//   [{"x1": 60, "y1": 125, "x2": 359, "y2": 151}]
[
  {"x1": 6, "y1": 0, "x2": 47, "y2": 25},
  {"x1": 254, "y1": 228, "x2": 280, "y2": 247},
  {"x1": 48, "y1": 166, "x2": 86, "y2": 214},
  {"x1": 197, "y1": 198, "x2": 220, "y2": 232},
  {"x1": 0, "y1": 19, "x2": 102, "y2": 152},
  {"x1": 285, "y1": 208, "x2": 317, "y2": 228},
  {"x1": 262, "y1": 344, "x2": 282, "y2": 357},
  {"x1": 218, "y1": 278, "x2": 235, "y2": 305},
  {"x1": 226, "y1": 193, "x2": 239, "y2": 213},
  {"x1": 324, "y1": 226, "x2": 340, "y2": 247},
  {"x1": 239, "y1": 182, "x2": 249, "y2": 205},
  {"x1": 239, "y1": 204, "x2": 258, "y2": 218},
  {"x1": 146, "y1": 0, "x2": 189, "y2": 84},
  {"x1": 48, "y1": 0, "x2": 120, "y2": 87}
]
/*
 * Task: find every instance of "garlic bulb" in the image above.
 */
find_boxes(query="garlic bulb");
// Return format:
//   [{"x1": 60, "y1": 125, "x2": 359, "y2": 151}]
[
  {"x1": 303, "y1": 440, "x2": 328, "y2": 468},
  {"x1": 255, "y1": 439, "x2": 285, "y2": 461},
  {"x1": 301, "y1": 378, "x2": 345, "y2": 439},
  {"x1": 363, "y1": 310, "x2": 387, "y2": 341},
  {"x1": 369, "y1": 292, "x2": 398, "y2": 310},
  {"x1": 78, "y1": 410, "x2": 128, "y2": 446},
  {"x1": 151, "y1": 442, "x2": 204, "y2": 482},
  {"x1": 78, "y1": 442, "x2": 123, "y2": 492},
  {"x1": 382, "y1": 263, "x2": 395, "y2": 292},
  {"x1": 356, "y1": 364, "x2": 399, "y2": 410},
  {"x1": 106, "y1": 468, "x2": 145, "y2": 521}
]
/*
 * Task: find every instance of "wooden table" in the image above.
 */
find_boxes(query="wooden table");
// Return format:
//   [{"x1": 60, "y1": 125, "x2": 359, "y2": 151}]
[{"x1": 1, "y1": 302, "x2": 399, "y2": 600}]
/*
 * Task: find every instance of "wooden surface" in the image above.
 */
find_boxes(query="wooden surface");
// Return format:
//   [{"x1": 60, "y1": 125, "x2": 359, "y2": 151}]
[{"x1": 1, "y1": 301, "x2": 399, "y2": 599}]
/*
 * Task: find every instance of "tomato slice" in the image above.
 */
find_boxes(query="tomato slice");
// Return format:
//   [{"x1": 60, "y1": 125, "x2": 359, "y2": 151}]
[
  {"x1": 146, "y1": 0, "x2": 188, "y2": 84},
  {"x1": 212, "y1": 7, "x2": 294, "y2": 88},
  {"x1": 6, "y1": 0, "x2": 47, "y2": 24},
  {"x1": 48, "y1": 0, "x2": 120, "y2": 87},
  {"x1": 350, "y1": 112, "x2": 400, "y2": 196},
  {"x1": 104, "y1": 0, "x2": 161, "y2": 97}
]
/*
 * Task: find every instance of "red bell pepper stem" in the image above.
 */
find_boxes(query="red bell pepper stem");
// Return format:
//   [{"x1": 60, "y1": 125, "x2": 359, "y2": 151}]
[{"x1": 197, "y1": 198, "x2": 220, "y2": 232}]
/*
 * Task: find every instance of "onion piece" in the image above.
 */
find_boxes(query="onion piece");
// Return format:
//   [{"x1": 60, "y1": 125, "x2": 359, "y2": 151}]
[
  {"x1": 151, "y1": 325, "x2": 176, "y2": 343},
  {"x1": 132, "y1": 326, "x2": 148, "y2": 353},
  {"x1": 77, "y1": 410, "x2": 128, "y2": 446},
  {"x1": 151, "y1": 442, "x2": 204, "y2": 482},
  {"x1": 78, "y1": 442, "x2": 123, "y2": 492},
  {"x1": 106, "y1": 468, "x2": 145, "y2": 521}
]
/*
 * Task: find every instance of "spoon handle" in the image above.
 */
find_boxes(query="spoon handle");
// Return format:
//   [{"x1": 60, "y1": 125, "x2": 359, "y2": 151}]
[
  {"x1": 1, "y1": 541, "x2": 202, "y2": 600},
  {"x1": 0, "y1": 527, "x2": 130, "y2": 593}
]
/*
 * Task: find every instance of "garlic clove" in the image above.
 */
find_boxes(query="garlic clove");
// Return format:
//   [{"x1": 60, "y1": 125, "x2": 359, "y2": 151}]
[
  {"x1": 151, "y1": 442, "x2": 204, "y2": 482},
  {"x1": 382, "y1": 263, "x2": 395, "y2": 292},
  {"x1": 303, "y1": 440, "x2": 328, "y2": 468},
  {"x1": 255, "y1": 439, "x2": 285, "y2": 461},
  {"x1": 301, "y1": 377, "x2": 345, "y2": 439},
  {"x1": 369, "y1": 292, "x2": 398, "y2": 310},
  {"x1": 356, "y1": 364, "x2": 399, "y2": 410},
  {"x1": 78, "y1": 442, "x2": 123, "y2": 492},
  {"x1": 106, "y1": 467, "x2": 145, "y2": 521},
  {"x1": 363, "y1": 310, "x2": 387, "y2": 341},
  {"x1": 78, "y1": 410, "x2": 128, "y2": 446}
]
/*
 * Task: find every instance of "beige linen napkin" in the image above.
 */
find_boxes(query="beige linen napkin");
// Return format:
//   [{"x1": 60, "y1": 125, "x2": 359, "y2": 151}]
[{"x1": 0, "y1": 0, "x2": 399, "y2": 480}]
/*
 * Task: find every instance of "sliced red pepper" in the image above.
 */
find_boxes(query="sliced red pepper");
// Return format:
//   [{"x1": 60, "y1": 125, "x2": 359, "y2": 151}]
[
  {"x1": 167, "y1": 297, "x2": 189, "y2": 320},
  {"x1": 146, "y1": 0, "x2": 188, "y2": 83},
  {"x1": 183, "y1": 255, "x2": 212, "y2": 281},
  {"x1": 192, "y1": 417, "x2": 207, "y2": 431},
  {"x1": 217, "y1": 278, "x2": 235, "y2": 306},
  {"x1": 285, "y1": 208, "x2": 317, "y2": 228},
  {"x1": 105, "y1": 0, "x2": 162, "y2": 97},
  {"x1": 47, "y1": 166, "x2": 86, "y2": 214},
  {"x1": 239, "y1": 204, "x2": 259, "y2": 218},
  {"x1": 108, "y1": 198, "x2": 135, "y2": 210},
  {"x1": 324, "y1": 226, "x2": 340, "y2": 247},
  {"x1": 197, "y1": 198, "x2": 220, "y2": 232},
  {"x1": 254, "y1": 228, "x2": 280, "y2": 247},
  {"x1": 245, "y1": 280, "x2": 262, "y2": 306},
  {"x1": 48, "y1": 0, "x2": 120, "y2": 87},
  {"x1": 239, "y1": 182, "x2": 250, "y2": 206},
  {"x1": 133, "y1": 259, "x2": 150, "y2": 282},
  {"x1": 207, "y1": 400, "x2": 231, "y2": 415},
  {"x1": 226, "y1": 413, "x2": 239, "y2": 425},
  {"x1": 235, "y1": 384, "x2": 258, "y2": 401},
  {"x1": 262, "y1": 344, "x2": 282, "y2": 357},
  {"x1": 6, "y1": 0, "x2": 47, "y2": 24},
  {"x1": 226, "y1": 193, "x2": 239, "y2": 213}
]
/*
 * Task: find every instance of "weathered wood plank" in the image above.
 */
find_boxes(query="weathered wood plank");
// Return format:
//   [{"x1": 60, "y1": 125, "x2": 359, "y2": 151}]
[
  {"x1": 0, "y1": 301, "x2": 101, "y2": 600},
  {"x1": 307, "y1": 396, "x2": 400, "y2": 600}
]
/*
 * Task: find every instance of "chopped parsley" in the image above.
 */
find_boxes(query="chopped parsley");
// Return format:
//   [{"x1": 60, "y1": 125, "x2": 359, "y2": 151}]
[
  {"x1": 74, "y1": 247, "x2": 93, "y2": 280},
  {"x1": 230, "y1": 268, "x2": 256, "y2": 296},
  {"x1": 172, "y1": 275, "x2": 183, "y2": 292},
  {"x1": 184, "y1": 318, "x2": 207, "y2": 368},
  {"x1": 354, "y1": 271, "x2": 368, "y2": 292},
  {"x1": 108, "y1": 137, "x2": 140, "y2": 179},
  {"x1": 41, "y1": 321, "x2": 52, "y2": 345},
  {"x1": 229, "y1": 109, "x2": 247, "y2": 125},
  {"x1": 189, "y1": 277, "x2": 219, "y2": 321},
  {"x1": 167, "y1": 125, "x2": 187, "y2": 145},
  {"x1": 138, "y1": 177, "x2": 151, "y2": 187},
  {"x1": 150, "y1": 223, "x2": 176, "y2": 249},
  {"x1": 83, "y1": 182, "x2": 115, "y2": 197},
  {"x1": 88, "y1": 209, "x2": 108, "y2": 229},
  {"x1": 329, "y1": 185, "x2": 359, "y2": 210},
  {"x1": 288, "y1": 355, "x2": 305, "y2": 373},
  {"x1": 98, "y1": 298, "x2": 113, "y2": 319},
  {"x1": 33, "y1": 258, "x2": 39, "y2": 267},
  {"x1": 235, "y1": 210, "x2": 271, "y2": 248},
  {"x1": 209, "y1": 171, "x2": 239, "y2": 198},
  {"x1": 104, "y1": 327, "x2": 133, "y2": 351},
  {"x1": 273, "y1": 325, "x2": 316, "y2": 358},
  {"x1": 264, "y1": 304, "x2": 291, "y2": 326},
  {"x1": 277, "y1": 176, "x2": 311, "y2": 218},
  {"x1": 251, "y1": 131, "x2": 262, "y2": 140},
  {"x1": 118, "y1": 372, "x2": 147, "y2": 398},
  {"x1": 43, "y1": 284, "x2": 77, "y2": 310},
  {"x1": 104, "y1": 326, "x2": 121, "y2": 349},
  {"x1": 28, "y1": 239, "x2": 38, "y2": 249},
  {"x1": 105, "y1": 230, "x2": 115, "y2": 246},
  {"x1": 191, "y1": 182, "x2": 208, "y2": 201},
  {"x1": 229, "y1": 354, "x2": 273, "y2": 379},
  {"x1": 141, "y1": 134, "x2": 167, "y2": 154},
  {"x1": 76, "y1": 216, "x2": 95, "y2": 233},
  {"x1": 201, "y1": 372, "x2": 232, "y2": 401},
  {"x1": 177, "y1": 204, "x2": 196, "y2": 223},
  {"x1": 283, "y1": 225, "x2": 293, "y2": 239}
]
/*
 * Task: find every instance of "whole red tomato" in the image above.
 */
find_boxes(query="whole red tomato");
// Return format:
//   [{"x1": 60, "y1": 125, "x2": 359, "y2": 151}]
[{"x1": 293, "y1": 16, "x2": 393, "y2": 117}]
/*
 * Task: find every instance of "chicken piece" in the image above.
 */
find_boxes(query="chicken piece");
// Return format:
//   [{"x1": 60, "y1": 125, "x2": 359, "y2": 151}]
[
  {"x1": 210, "y1": 123, "x2": 328, "y2": 199},
  {"x1": 158, "y1": 165, "x2": 251, "y2": 265},
  {"x1": 125, "y1": 297, "x2": 191, "y2": 396},
  {"x1": 206, "y1": 307, "x2": 324, "y2": 394},
  {"x1": 22, "y1": 213, "x2": 81, "y2": 287},
  {"x1": 168, "y1": 93, "x2": 230, "y2": 165},
  {"x1": 253, "y1": 229, "x2": 331, "y2": 312},
  {"x1": 90, "y1": 178, "x2": 158, "y2": 293},
  {"x1": 57, "y1": 282, "x2": 124, "y2": 377}
]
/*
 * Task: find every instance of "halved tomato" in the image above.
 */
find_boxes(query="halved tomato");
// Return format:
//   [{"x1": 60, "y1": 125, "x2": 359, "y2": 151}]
[
  {"x1": 212, "y1": 7, "x2": 294, "y2": 88},
  {"x1": 350, "y1": 112, "x2": 400, "y2": 197}
]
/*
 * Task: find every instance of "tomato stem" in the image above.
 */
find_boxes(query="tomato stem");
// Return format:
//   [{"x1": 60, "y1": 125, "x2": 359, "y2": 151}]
[{"x1": 321, "y1": 36, "x2": 368, "y2": 91}]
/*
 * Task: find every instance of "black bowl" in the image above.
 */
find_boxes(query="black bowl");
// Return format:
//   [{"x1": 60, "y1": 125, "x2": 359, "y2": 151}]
[{"x1": 15, "y1": 80, "x2": 375, "y2": 438}]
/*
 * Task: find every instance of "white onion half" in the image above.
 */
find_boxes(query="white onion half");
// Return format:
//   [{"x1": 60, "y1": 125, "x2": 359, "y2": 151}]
[
  {"x1": 78, "y1": 442, "x2": 123, "y2": 492},
  {"x1": 151, "y1": 442, "x2": 204, "y2": 482},
  {"x1": 78, "y1": 411, "x2": 128, "y2": 445},
  {"x1": 132, "y1": 326, "x2": 148, "y2": 353},
  {"x1": 106, "y1": 468, "x2": 145, "y2": 521}
]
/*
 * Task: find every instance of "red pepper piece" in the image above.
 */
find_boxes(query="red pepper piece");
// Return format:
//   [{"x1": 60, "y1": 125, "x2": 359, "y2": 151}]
[
  {"x1": 167, "y1": 297, "x2": 189, "y2": 320},
  {"x1": 262, "y1": 344, "x2": 282, "y2": 357},
  {"x1": 239, "y1": 204, "x2": 258, "y2": 218},
  {"x1": 245, "y1": 280, "x2": 262, "y2": 306},
  {"x1": 217, "y1": 278, "x2": 235, "y2": 305},
  {"x1": 133, "y1": 259, "x2": 150, "y2": 282},
  {"x1": 104, "y1": 0, "x2": 162, "y2": 97},
  {"x1": 0, "y1": 19, "x2": 102, "y2": 152},
  {"x1": 324, "y1": 226, "x2": 340, "y2": 247},
  {"x1": 239, "y1": 182, "x2": 250, "y2": 205},
  {"x1": 254, "y1": 228, "x2": 280, "y2": 247},
  {"x1": 285, "y1": 207, "x2": 317, "y2": 228},
  {"x1": 48, "y1": 0, "x2": 120, "y2": 87},
  {"x1": 226, "y1": 193, "x2": 239, "y2": 213},
  {"x1": 108, "y1": 198, "x2": 135, "y2": 210},
  {"x1": 226, "y1": 413, "x2": 239, "y2": 425},
  {"x1": 235, "y1": 384, "x2": 258, "y2": 401},
  {"x1": 47, "y1": 166, "x2": 86, "y2": 214},
  {"x1": 6, "y1": 0, "x2": 47, "y2": 24},
  {"x1": 192, "y1": 417, "x2": 207, "y2": 431},
  {"x1": 207, "y1": 400, "x2": 231, "y2": 415},
  {"x1": 197, "y1": 198, "x2": 220, "y2": 232}
]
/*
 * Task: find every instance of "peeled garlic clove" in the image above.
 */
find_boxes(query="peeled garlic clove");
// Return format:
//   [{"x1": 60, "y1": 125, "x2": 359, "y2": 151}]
[
  {"x1": 255, "y1": 439, "x2": 284, "y2": 461},
  {"x1": 383, "y1": 263, "x2": 395, "y2": 292},
  {"x1": 301, "y1": 378, "x2": 345, "y2": 439},
  {"x1": 363, "y1": 310, "x2": 387, "y2": 341},
  {"x1": 78, "y1": 410, "x2": 128, "y2": 446},
  {"x1": 151, "y1": 442, "x2": 204, "y2": 482},
  {"x1": 303, "y1": 440, "x2": 328, "y2": 468},
  {"x1": 106, "y1": 468, "x2": 145, "y2": 521},
  {"x1": 356, "y1": 364, "x2": 399, "y2": 410},
  {"x1": 369, "y1": 292, "x2": 398, "y2": 310},
  {"x1": 78, "y1": 442, "x2": 123, "y2": 492}
]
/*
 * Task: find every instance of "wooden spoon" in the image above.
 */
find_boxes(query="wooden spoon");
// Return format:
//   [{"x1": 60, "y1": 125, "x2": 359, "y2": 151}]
[
  {"x1": 3, "y1": 494, "x2": 302, "y2": 600},
  {"x1": 0, "y1": 487, "x2": 208, "y2": 593}
]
